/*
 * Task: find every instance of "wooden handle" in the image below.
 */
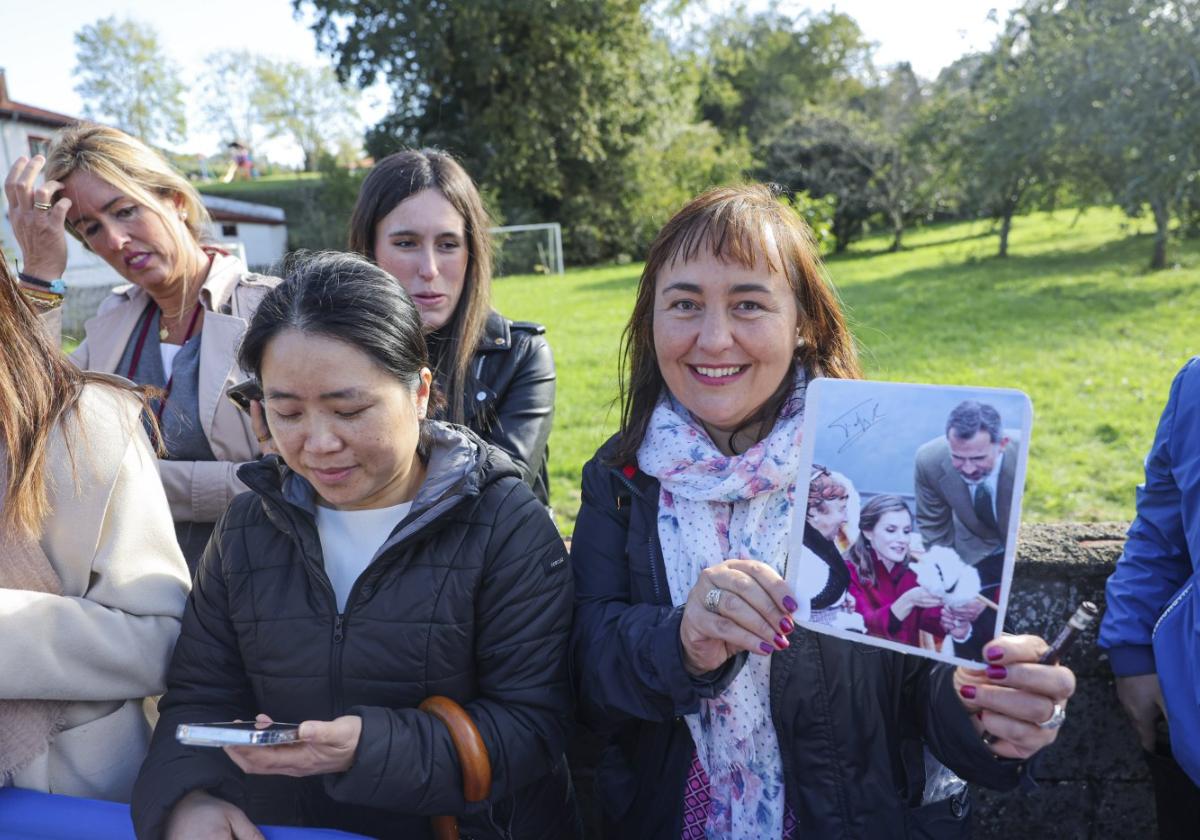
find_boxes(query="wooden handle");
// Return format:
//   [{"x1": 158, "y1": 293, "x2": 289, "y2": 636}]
[{"x1": 419, "y1": 695, "x2": 493, "y2": 802}]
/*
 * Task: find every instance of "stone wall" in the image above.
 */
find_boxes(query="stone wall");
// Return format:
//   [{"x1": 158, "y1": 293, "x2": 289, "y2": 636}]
[{"x1": 972, "y1": 522, "x2": 1154, "y2": 839}]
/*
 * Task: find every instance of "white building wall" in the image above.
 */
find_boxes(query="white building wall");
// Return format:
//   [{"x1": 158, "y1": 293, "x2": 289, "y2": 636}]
[
  {"x1": 210, "y1": 222, "x2": 287, "y2": 269},
  {"x1": 0, "y1": 118, "x2": 125, "y2": 290}
]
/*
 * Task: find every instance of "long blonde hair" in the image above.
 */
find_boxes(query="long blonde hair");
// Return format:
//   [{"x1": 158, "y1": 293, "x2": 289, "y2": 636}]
[
  {"x1": 0, "y1": 260, "x2": 154, "y2": 538},
  {"x1": 44, "y1": 122, "x2": 211, "y2": 319}
]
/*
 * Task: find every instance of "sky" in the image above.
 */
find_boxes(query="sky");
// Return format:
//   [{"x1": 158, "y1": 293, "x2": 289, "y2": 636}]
[{"x1": 0, "y1": 0, "x2": 1021, "y2": 166}]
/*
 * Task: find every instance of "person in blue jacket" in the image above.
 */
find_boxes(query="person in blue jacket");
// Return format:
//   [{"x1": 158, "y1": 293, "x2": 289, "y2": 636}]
[
  {"x1": 1099, "y1": 357, "x2": 1200, "y2": 837},
  {"x1": 570, "y1": 184, "x2": 1075, "y2": 839}
]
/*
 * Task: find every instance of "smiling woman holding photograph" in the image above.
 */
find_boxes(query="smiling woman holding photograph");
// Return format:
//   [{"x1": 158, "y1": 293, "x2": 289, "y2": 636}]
[{"x1": 570, "y1": 184, "x2": 1075, "y2": 838}]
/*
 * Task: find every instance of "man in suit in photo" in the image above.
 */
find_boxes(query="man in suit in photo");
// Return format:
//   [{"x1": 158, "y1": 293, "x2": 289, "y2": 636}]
[{"x1": 914, "y1": 400, "x2": 1020, "y2": 660}]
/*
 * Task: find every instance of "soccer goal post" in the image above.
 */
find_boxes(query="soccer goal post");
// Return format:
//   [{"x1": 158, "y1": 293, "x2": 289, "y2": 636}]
[{"x1": 489, "y1": 223, "x2": 564, "y2": 277}]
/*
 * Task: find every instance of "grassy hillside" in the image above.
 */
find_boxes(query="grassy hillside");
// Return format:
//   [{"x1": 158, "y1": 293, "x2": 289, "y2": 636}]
[{"x1": 493, "y1": 207, "x2": 1200, "y2": 533}]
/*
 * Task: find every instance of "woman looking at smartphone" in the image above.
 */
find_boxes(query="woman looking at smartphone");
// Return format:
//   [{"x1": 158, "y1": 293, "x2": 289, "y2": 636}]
[
  {"x1": 3, "y1": 123, "x2": 280, "y2": 571},
  {"x1": 347, "y1": 149, "x2": 556, "y2": 506},
  {"x1": 570, "y1": 185, "x2": 1075, "y2": 838},
  {"x1": 132, "y1": 252, "x2": 576, "y2": 839},
  {"x1": 0, "y1": 259, "x2": 189, "y2": 801}
]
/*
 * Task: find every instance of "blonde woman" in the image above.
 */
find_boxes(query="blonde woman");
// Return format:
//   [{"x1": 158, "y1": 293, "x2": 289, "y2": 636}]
[
  {"x1": 0, "y1": 259, "x2": 189, "y2": 801},
  {"x1": 4, "y1": 123, "x2": 280, "y2": 570}
]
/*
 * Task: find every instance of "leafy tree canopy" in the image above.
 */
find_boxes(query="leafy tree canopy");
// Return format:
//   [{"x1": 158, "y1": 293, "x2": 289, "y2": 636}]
[{"x1": 73, "y1": 16, "x2": 187, "y2": 146}]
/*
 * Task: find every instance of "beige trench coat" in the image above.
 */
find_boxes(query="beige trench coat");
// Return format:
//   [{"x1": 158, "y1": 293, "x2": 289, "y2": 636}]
[
  {"x1": 6, "y1": 384, "x2": 190, "y2": 801},
  {"x1": 42, "y1": 252, "x2": 281, "y2": 523}
]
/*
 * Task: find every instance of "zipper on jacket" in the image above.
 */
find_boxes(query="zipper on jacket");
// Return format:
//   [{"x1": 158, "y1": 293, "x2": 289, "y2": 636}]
[
  {"x1": 331, "y1": 614, "x2": 346, "y2": 713},
  {"x1": 1153, "y1": 580, "x2": 1194, "y2": 639},
  {"x1": 612, "y1": 468, "x2": 667, "y2": 605}
]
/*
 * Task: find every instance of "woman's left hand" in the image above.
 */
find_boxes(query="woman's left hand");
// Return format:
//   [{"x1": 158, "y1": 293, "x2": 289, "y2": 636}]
[
  {"x1": 224, "y1": 714, "x2": 362, "y2": 777},
  {"x1": 954, "y1": 634, "x2": 1075, "y2": 760}
]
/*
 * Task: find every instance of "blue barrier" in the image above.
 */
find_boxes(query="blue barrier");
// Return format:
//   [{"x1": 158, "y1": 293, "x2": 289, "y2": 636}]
[{"x1": 0, "y1": 788, "x2": 370, "y2": 839}]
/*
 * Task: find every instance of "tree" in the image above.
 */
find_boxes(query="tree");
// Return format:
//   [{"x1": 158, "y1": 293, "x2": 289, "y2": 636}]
[
  {"x1": 73, "y1": 16, "x2": 187, "y2": 145},
  {"x1": 253, "y1": 61, "x2": 361, "y2": 172},
  {"x1": 858, "y1": 64, "x2": 943, "y2": 252},
  {"x1": 1021, "y1": 0, "x2": 1200, "y2": 269},
  {"x1": 763, "y1": 109, "x2": 878, "y2": 253},
  {"x1": 697, "y1": 7, "x2": 872, "y2": 145},
  {"x1": 197, "y1": 50, "x2": 267, "y2": 152},
  {"x1": 920, "y1": 49, "x2": 1066, "y2": 258},
  {"x1": 300, "y1": 0, "x2": 749, "y2": 261}
]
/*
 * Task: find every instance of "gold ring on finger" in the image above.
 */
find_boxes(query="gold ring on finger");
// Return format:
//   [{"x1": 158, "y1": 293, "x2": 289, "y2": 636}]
[
  {"x1": 703, "y1": 587, "x2": 724, "y2": 614},
  {"x1": 33, "y1": 201, "x2": 52, "y2": 211}
]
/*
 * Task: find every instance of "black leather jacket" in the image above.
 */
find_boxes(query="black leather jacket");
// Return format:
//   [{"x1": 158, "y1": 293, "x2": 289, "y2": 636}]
[
  {"x1": 438, "y1": 311, "x2": 555, "y2": 507},
  {"x1": 570, "y1": 440, "x2": 1025, "y2": 839}
]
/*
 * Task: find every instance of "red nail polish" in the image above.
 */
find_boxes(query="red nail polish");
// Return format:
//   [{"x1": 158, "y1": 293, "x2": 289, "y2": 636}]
[
  {"x1": 986, "y1": 665, "x2": 1008, "y2": 680},
  {"x1": 960, "y1": 684, "x2": 977, "y2": 700},
  {"x1": 780, "y1": 616, "x2": 794, "y2": 634},
  {"x1": 774, "y1": 633, "x2": 789, "y2": 649},
  {"x1": 783, "y1": 595, "x2": 798, "y2": 612},
  {"x1": 759, "y1": 641, "x2": 774, "y2": 654},
  {"x1": 985, "y1": 645, "x2": 1004, "y2": 661}
]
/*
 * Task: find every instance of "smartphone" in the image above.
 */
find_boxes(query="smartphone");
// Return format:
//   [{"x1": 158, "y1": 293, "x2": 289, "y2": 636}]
[
  {"x1": 176, "y1": 721, "x2": 300, "y2": 747},
  {"x1": 226, "y1": 378, "x2": 263, "y2": 415}
]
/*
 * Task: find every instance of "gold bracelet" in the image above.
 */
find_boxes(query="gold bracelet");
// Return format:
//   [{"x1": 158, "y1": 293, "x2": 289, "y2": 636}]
[{"x1": 22, "y1": 287, "x2": 64, "y2": 310}]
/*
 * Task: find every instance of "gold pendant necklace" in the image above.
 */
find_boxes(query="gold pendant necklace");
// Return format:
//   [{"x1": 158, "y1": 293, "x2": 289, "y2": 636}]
[{"x1": 159, "y1": 325, "x2": 170, "y2": 341}]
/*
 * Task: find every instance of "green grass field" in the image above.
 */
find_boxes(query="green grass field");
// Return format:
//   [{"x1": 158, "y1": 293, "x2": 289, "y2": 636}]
[
  {"x1": 196, "y1": 172, "x2": 323, "y2": 197},
  {"x1": 492, "y1": 207, "x2": 1200, "y2": 533}
]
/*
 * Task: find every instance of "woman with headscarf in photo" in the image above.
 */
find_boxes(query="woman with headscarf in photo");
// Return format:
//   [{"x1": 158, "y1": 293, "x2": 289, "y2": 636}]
[{"x1": 793, "y1": 465, "x2": 863, "y2": 629}]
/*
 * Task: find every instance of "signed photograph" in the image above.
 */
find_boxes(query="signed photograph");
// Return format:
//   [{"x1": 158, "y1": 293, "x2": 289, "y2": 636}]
[{"x1": 786, "y1": 377, "x2": 1033, "y2": 667}]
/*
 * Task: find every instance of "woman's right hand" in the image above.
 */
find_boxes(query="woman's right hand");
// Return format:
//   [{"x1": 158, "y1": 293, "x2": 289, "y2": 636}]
[
  {"x1": 680, "y1": 558, "x2": 797, "y2": 675},
  {"x1": 890, "y1": 586, "x2": 943, "y2": 622},
  {"x1": 165, "y1": 790, "x2": 264, "y2": 840},
  {"x1": 3, "y1": 155, "x2": 71, "y2": 280}
]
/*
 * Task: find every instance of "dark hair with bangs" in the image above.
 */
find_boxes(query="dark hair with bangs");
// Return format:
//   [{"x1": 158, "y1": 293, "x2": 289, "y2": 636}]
[
  {"x1": 609, "y1": 184, "x2": 861, "y2": 467},
  {"x1": 347, "y1": 148, "x2": 492, "y2": 425}
]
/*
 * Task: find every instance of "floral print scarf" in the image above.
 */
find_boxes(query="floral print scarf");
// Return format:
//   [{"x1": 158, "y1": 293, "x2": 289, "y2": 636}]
[{"x1": 638, "y1": 372, "x2": 808, "y2": 839}]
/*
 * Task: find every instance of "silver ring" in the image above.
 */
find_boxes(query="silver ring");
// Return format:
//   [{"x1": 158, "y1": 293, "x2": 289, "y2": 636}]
[
  {"x1": 703, "y1": 587, "x2": 724, "y2": 614},
  {"x1": 1037, "y1": 703, "x2": 1067, "y2": 730},
  {"x1": 33, "y1": 201, "x2": 52, "y2": 211}
]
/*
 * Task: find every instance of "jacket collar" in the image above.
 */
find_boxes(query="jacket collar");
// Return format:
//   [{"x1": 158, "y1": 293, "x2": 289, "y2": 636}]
[
  {"x1": 82, "y1": 249, "x2": 248, "y2": 377},
  {"x1": 477, "y1": 310, "x2": 510, "y2": 352},
  {"x1": 237, "y1": 421, "x2": 515, "y2": 539}
]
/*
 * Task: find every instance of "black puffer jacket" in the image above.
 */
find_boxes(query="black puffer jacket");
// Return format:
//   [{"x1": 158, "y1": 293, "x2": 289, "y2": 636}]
[
  {"x1": 132, "y1": 424, "x2": 577, "y2": 840},
  {"x1": 570, "y1": 441, "x2": 1025, "y2": 839},
  {"x1": 437, "y1": 311, "x2": 555, "y2": 507}
]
